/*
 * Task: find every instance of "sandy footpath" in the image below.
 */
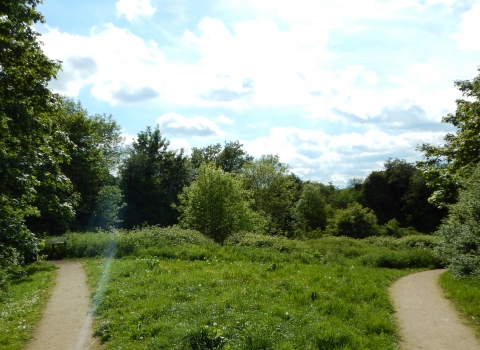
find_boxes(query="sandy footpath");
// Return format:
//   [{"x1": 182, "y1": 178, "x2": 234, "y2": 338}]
[
  {"x1": 25, "y1": 260, "x2": 102, "y2": 350},
  {"x1": 390, "y1": 269, "x2": 480, "y2": 350}
]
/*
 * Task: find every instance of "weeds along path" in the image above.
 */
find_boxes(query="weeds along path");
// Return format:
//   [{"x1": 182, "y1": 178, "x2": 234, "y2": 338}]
[
  {"x1": 25, "y1": 260, "x2": 102, "y2": 350},
  {"x1": 390, "y1": 269, "x2": 480, "y2": 350}
]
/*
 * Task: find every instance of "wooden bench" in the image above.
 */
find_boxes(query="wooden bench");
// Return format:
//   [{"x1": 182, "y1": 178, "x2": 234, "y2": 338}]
[{"x1": 46, "y1": 236, "x2": 67, "y2": 248}]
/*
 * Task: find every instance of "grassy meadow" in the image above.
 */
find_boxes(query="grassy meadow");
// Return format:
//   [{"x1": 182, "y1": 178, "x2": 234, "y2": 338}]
[
  {"x1": 85, "y1": 256, "x2": 409, "y2": 349},
  {"x1": 42, "y1": 226, "x2": 443, "y2": 349},
  {"x1": 0, "y1": 262, "x2": 56, "y2": 350}
]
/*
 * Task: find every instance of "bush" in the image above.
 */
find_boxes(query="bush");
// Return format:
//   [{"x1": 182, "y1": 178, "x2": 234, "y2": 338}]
[
  {"x1": 435, "y1": 164, "x2": 480, "y2": 278},
  {"x1": 329, "y1": 203, "x2": 379, "y2": 239},
  {"x1": 177, "y1": 164, "x2": 254, "y2": 244},
  {"x1": 380, "y1": 219, "x2": 402, "y2": 237},
  {"x1": 294, "y1": 183, "x2": 327, "y2": 232}
]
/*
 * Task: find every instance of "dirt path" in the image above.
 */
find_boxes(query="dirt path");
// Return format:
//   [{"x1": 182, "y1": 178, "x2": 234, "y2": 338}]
[
  {"x1": 390, "y1": 269, "x2": 480, "y2": 350},
  {"x1": 25, "y1": 260, "x2": 102, "y2": 350}
]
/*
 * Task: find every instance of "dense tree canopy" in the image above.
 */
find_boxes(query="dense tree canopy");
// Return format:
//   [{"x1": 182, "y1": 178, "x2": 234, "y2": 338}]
[
  {"x1": 191, "y1": 141, "x2": 253, "y2": 174},
  {"x1": 240, "y1": 155, "x2": 299, "y2": 235},
  {"x1": 120, "y1": 126, "x2": 190, "y2": 228},
  {"x1": 361, "y1": 158, "x2": 444, "y2": 232},
  {"x1": 0, "y1": 0, "x2": 69, "y2": 259},
  {"x1": 26, "y1": 97, "x2": 124, "y2": 233},
  {"x1": 362, "y1": 170, "x2": 393, "y2": 224},
  {"x1": 294, "y1": 183, "x2": 327, "y2": 232}
]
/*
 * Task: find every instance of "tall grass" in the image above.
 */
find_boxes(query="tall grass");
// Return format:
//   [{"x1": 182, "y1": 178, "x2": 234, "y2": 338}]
[{"x1": 43, "y1": 228, "x2": 442, "y2": 270}]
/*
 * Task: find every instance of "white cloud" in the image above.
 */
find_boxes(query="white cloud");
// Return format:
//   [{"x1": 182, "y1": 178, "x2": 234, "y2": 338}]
[
  {"x1": 424, "y1": 0, "x2": 459, "y2": 6},
  {"x1": 40, "y1": 10, "x2": 461, "y2": 123},
  {"x1": 169, "y1": 138, "x2": 192, "y2": 154},
  {"x1": 121, "y1": 131, "x2": 137, "y2": 145},
  {"x1": 214, "y1": 115, "x2": 235, "y2": 124},
  {"x1": 41, "y1": 24, "x2": 168, "y2": 105},
  {"x1": 116, "y1": 0, "x2": 156, "y2": 22},
  {"x1": 452, "y1": 2, "x2": 480, "y2": 51},
  {"x1": 246, "y1": 0, "x2": 421, "y2": 26},
  {"x1": 243, "y1": 126, "x2": 447, "y2": 185},
  {"x1": 157, "y1": 113, "x2": 226, "y2": 138}
]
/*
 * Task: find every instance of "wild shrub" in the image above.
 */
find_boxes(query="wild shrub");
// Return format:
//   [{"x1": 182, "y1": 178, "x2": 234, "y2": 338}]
[
  {"x1": 328, "y1": 203, "x2": 379, "y2": 239},
  {"x1": 177, "y1": 164, "x2": 254, "y2": 244},
  {"x1": 380, "y1": 218, "x2": 402, "y2": 237},
  {"x1": 435, "y1": 164, "x2": 480, "y2": 278}
]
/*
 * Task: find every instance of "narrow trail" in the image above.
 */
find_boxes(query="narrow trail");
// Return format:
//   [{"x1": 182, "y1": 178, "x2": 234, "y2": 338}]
[
  {"x1": 25, "y1": 260, "x2": 102, "y2": 350},
  {"x1": 390, "y1": 269, "x2": 480, "y2": 350}
]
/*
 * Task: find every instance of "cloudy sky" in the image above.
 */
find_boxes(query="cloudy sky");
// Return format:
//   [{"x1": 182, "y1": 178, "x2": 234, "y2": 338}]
[{"x1": 36, "y1": 0, "x2": 480, "y2": 185}]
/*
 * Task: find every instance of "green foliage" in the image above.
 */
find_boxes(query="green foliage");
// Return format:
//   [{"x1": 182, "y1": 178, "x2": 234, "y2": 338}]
[
  {"x1": 380, "y1": 219, "x2": 402, "y2": 238},
  {"x1": 55, "y1": 98, "x2": 123, "y2": 231},
  {"x1": 435, "y1": 163, "x2": 480, "y2": 278},
  {"x1": 361, "y1": 159, "x2": 444, "y2": 232},
  {"x1": 401, "y1": 170, "x2": 446, "y2": 233},
  {"x1": 0, "y1": 262, "x2": 55, "y2": 350},
  {"x1": 0, "y1": 0, "x2": 71, "y2": 260},
  {"x1": 294, "y1": 183, "x2": 327, "y2": 232},
  {"x1": 120, "y1": 125, "x2": 190, "y2": 228},
  {"x1": 329, "y1": 203, "x2": 379, "y2": 239},
  {"x1": 418, "y1": 68, "x2": 480, "y2": 207},
  {"x1": 177, "y1": 164, "x2": 254, "y2": 243},
  {"x1": 241, "y1": 155, "x2": 298, "y2": 236},
  {"x1": 362, "y1": 171, "x2": 393, "y2": 224},
  {"x1": 329, "y1": 187, "x2": 362, "y2": 210},
  {"x1": 439, "y1": 271, "x2": 480, "y2": 335},
  {"x1": 191, "y1": 140, "x2": 253, "y2": 174},
  {"x1": 91, "y1": 186, "x2": 127, "y2": 231},
  {"x1": 24, "y1": 97, "x2": 124, "y2": 234}
]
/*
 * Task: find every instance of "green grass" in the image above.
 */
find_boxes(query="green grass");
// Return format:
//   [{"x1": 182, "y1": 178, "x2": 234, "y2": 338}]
[
  {"x1": 83, "y1": 247, "x2": 417, "y2": 349},
  {"x1": 0, "y1": 262, "x2": 56, "y2": 350},
  {"x1": 438, "y1": 271, "x2": 480, "y2": 336}
]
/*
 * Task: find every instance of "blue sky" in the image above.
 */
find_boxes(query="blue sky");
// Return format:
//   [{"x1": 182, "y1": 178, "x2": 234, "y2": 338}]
[{"x1": 36, "y1": 0, "x2": 480, "y2": 185}]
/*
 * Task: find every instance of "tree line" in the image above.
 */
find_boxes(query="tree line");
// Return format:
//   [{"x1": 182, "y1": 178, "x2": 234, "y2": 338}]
[{"x1": 1, "y1": 0, "x2": 479, "y2": 279}]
